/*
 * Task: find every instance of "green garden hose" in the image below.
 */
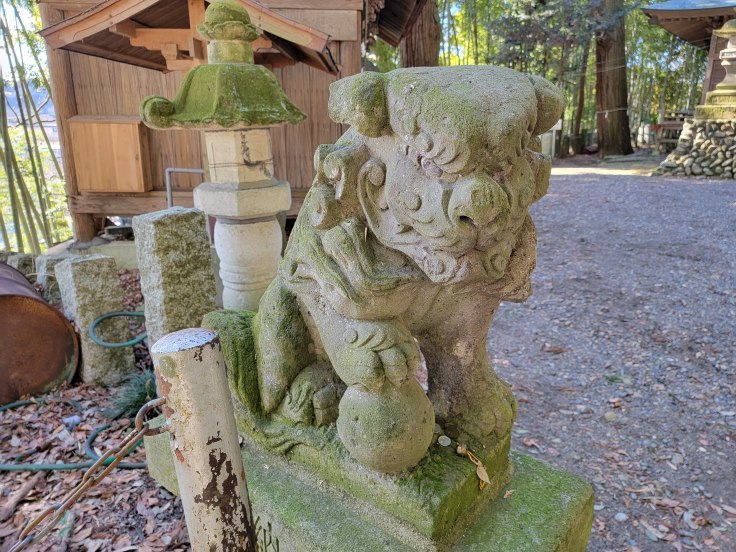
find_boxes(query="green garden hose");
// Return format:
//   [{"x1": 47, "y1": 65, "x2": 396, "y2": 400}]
[
  {"x1": 0, "y1": 400, "x2": 146, "y2": 472},
  {"x1": 89, "y1": 311, "x2": 147, "y2": 348}
]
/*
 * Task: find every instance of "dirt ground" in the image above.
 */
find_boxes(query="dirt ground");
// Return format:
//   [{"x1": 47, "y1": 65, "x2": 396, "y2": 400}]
[
  {"x1": 492, "y1": 153, "x2": 736, "y2": 551},
  {"x1": 1, "y1": 153, "x2": 734, "y2": 551}
]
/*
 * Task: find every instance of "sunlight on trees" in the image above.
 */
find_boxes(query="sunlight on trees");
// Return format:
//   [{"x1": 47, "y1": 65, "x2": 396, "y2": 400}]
[
  {"x1": 367, "y1": 0, "x2": 706, "y2": 153},
  {"x1": 1, "y1": 0, "x2": 72, "y2": 254}
]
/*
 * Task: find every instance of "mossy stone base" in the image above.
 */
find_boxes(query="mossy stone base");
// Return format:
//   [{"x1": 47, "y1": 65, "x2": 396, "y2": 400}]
[
  {"x1": 694, "y1": 104, "x2": 736, "y2": 119},
  {"x1": 244, "y1": 444, "x2": 593, "y2": 551},
  {"x1": 234, "y1": 405, "x2": 512, "y2": 543}
]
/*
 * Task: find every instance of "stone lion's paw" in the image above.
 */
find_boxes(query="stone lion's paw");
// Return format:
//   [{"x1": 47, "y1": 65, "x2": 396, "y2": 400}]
[
  {"x1": 277, "y1": 362, "x2": 344, "y2": 426},
  {"x1": 337, "y1": 322, "x2": 420, "y2": 390}
]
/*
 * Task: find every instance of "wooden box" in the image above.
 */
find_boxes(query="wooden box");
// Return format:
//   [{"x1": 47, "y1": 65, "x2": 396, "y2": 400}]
[{"x1": 68, "y1": 116, "x2": 152, "y2": 193}]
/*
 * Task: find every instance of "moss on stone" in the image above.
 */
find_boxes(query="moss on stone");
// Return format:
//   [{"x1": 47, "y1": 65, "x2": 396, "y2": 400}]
[
  {"x1": 198, "y1": 0, "x2": 259, "y2": 43},
  {"x1": 457, "y1": 452, "x2": 594, "y2": 551},
  {"x1": 233, "y1": 406, "x2": 512, "y2": 541},
  {"x1": 202, "y1": 309, "x2": 260, "y2": 413},
  {"x1": 140, "y1": 0, "x2": 303, "y2": 130},
  {"x1": 143, "y1": 415, "x2": 179, "y2": 495},
  {"x1": 238, "y1": 443, "x2": 593, "y2": 551},
  {"x1": 141, "y1": 64, "x2": 305, "y2": 130}
]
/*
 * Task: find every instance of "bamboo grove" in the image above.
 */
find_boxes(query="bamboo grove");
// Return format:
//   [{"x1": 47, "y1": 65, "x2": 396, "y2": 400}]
[{"x1": 1, "y1": 0, "x2": 71, "y2": 255}]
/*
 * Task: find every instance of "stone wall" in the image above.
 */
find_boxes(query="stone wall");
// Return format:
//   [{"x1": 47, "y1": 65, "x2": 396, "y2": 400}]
[{"x1": 655, "y1": 119, "x2": 736, "y2": 178}]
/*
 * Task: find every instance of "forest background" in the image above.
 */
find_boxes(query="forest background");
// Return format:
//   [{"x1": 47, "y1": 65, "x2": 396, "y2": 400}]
[{"x1": 0, "y1": 0, "x2": 708, "y2": 251}]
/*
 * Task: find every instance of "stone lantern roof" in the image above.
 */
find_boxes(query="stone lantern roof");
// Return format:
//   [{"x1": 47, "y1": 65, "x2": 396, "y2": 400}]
[{"x1": 140, "y1": 0, "x2": 305, "y2": 130}]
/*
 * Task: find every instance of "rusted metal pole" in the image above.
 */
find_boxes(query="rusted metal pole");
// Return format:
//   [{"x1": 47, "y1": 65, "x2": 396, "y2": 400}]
[{"x1": 151, "y1": 328, "x2": 256, "y2": 551}]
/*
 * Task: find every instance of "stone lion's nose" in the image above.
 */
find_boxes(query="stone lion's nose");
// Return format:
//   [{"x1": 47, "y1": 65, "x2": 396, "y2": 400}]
[{"x1": 448, "y1": 176, "x2": 507, "y2": 228}]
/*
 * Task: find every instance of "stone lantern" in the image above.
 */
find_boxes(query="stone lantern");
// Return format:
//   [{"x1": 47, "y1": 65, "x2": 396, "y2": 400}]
[
  {"x1": 693, "y1": 18, "x2": 736, "y2": 120},
  {"x1": 141, "y1": 0, "x2": 305, "y2": 310}
]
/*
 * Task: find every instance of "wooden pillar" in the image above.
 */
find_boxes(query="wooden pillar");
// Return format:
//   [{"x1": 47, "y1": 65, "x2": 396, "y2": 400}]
[
  {"x1": 38, "y1": 4, "x2": 97, "y2": 242},
  {"x1": 702, "y1": 31, "x2": 719, "y2": 106}
]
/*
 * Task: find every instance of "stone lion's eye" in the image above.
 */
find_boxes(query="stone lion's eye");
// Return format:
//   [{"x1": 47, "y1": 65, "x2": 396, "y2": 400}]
[{"x1": 420, "y1": 156, "x2": 444, "y2": 178}]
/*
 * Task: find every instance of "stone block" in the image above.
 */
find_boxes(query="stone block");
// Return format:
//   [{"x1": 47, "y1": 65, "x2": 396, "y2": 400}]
[
  {"x1": 132, "y1": 207, "x2": 217, "y2": 344},
  {"x1": 55, "y1": 255, "x2": 136, "y2": 384},
  {"x1": 193, "y1": 180, "x2": 291, "y2": 219},
  {"x1": 143, "y1": 428, "x2": 592, "y2": 551},
  {"x1": 143, "y1": 415, "x2": 179, "y2": 495},
  {"x1": 7, "y1": 253, "x2": 35, "y2": 283},
  {"x1": 36, "y1": 253, "x2": 75, "y2": 305},
  {"x1": 204, "y1": 129, "x2": 274, "y2": 184},
  {"x1": 241, "y1": 444, "x2": 593, "y2": 551}
]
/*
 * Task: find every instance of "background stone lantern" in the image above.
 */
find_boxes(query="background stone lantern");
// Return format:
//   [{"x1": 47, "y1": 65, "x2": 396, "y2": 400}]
[
  {"x1": 141, "y1": 0, "x2": 305, "y2": 310},
  {"x1": 702, "y1": 19, "x2": 736, "y2": 108}
]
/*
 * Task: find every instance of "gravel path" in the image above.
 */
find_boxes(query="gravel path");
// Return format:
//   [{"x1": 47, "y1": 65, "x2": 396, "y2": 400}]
[{"x1": 490, "y1": 173, "x2": 736, "y2": 551}]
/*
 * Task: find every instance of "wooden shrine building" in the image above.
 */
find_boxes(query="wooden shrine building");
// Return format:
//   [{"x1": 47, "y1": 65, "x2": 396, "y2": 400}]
[
  {"x1": 643, "y1": 0, "x2": 736, "y2": 103},
  {"x1": 38, "y1": 0, "x2": 426, "y2": 241}
]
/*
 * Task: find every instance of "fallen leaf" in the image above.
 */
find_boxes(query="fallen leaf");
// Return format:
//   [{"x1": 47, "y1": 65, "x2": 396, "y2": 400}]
[{"x1": 541, "y1": 344, "x2": 568, "y2": 354}]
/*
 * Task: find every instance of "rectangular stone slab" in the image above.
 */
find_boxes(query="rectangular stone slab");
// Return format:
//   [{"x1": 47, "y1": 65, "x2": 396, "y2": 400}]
[
  {"x1": 242, "y1": 444, "x2": 594, "y2": 552},
  {"x1": 235, "y1": 409, "x2": 512, "y2": 542}
]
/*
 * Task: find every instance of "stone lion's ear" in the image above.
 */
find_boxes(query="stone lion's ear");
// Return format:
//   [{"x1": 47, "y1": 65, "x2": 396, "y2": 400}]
[
  {"x1": 328, "y1": 72, "x2": 390, "y2": 137},
  {"x1": 528, "y1": 75, "x2": 565, "y2": 136}
]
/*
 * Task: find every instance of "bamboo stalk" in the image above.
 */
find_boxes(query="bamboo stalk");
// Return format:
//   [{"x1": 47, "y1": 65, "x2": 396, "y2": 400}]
[
  {"x1": 8, "y1": 0, "x2": 53, "y2": 97},
  {"x1": 0, "y1": 206, "x2": 10, "y2": 250},
  {"x1": 18, "y1": 59, "x2": 54, "y2": 242},
  {"x1": 0, "y1": 67, "x2": 23, "y2": 251},
  {"x1": 7, "y1": 5, "x2": 63, "y2": 179},
  {"x1": 1, "y1": 12, "x2": 52, "y2": 245},
  {"x1": 2, "y1": 147, "x2": 43, "y2": 254},
  {"x1": 11, "y1": 150, "x2": 46, "y2": 251}
]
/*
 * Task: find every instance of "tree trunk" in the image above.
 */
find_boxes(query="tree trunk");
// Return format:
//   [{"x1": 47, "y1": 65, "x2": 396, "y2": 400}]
[
  {"x1": 658, "y1": 36, "x2": 677, "y2": 122},
  {"x1": 595, "y1": 0, "x2": 633, "y2": 156},
  {"x1": 399, "y1": 1, "x2": 441, "y2": 67},
  {"x1": 572, "y1": 38, "x2": 591, "y2": 140}
]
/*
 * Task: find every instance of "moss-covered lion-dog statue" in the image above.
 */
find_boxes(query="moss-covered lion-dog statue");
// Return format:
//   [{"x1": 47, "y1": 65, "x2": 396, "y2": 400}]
[{"x1": 204, "y1": 65, "x2": 563, "y2": 474}]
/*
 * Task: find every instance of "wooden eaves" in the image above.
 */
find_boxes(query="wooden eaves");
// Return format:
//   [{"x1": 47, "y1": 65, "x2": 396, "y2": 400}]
[
  {"x1": 39, "y1": 0, "x2": 339, "y2": 74},
  {"x1": 642, "y1": 0, "x2": 736, "y2": 48}
]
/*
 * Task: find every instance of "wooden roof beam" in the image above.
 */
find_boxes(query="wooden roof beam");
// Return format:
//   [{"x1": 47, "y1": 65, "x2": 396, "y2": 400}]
[{"x1": 71, "y1": 40, "x2": 169, "y2": 70}]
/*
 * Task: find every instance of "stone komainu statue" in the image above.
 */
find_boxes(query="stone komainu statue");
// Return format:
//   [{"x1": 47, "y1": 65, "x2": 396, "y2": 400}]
[{"x1": 214, "y1": 66, "x2": 563, "y2": 474}]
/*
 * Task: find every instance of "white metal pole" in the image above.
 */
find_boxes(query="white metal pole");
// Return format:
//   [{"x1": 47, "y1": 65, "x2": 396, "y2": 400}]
[{"x1": 151, "y1": 328, "x2": 256, "y2": 551}]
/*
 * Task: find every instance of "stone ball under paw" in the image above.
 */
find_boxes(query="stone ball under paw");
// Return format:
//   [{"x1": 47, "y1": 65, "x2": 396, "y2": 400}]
[{"x1": 337, "y1": 379, "x2": 434, "y2": 473}]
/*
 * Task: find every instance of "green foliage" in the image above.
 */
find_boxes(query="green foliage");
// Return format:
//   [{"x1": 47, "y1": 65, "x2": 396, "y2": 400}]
[
  {"x1": 103, "y1": 370, "x2": 157, "y2": 419},
  {"x1": 368, "y1": 0, "x2": 707, "y2": 142},
  {"x1": 366, "y1": 38, "x2": 399, "y2": 73},
  {"x1": 1, "y1": 0, "x2": 73, "y2": 253}
]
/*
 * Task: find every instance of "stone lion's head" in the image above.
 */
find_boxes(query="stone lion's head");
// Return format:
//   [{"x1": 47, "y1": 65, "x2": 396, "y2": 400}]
[{"x1": 306, "y1": 66, "x2": 563, "y2": 297}]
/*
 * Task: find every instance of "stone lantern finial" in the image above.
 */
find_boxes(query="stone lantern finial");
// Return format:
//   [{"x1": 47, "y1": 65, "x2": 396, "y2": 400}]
[{"x1": 141, "y1": 0, "x2": 305, "y2": 311}]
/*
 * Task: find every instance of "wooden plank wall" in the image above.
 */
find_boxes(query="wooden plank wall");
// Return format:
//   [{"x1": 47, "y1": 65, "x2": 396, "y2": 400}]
[
  {"x1": 67, "y1": 45, "x2": 205, "y2": 190},
  {"x1": 272, "y1": 40, "x2": 361, "y2": 213},
  {"x1": 62, "y1": 11, "x2": 361, "y2": 213}
]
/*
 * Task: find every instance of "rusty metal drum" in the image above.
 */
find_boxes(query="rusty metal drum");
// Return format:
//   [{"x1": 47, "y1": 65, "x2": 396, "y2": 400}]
[{"x1": 0, "y1": 263, "x2": 79, "y2": 405}]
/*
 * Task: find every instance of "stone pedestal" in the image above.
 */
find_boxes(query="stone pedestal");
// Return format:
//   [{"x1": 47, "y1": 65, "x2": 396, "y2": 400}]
[
  {"x1": 132, "y1": 207, "x2": 217, "y2": 343},
  {"x1": 194, "y1": 132, "x2": 291, "y2": 310},
  {"x1": 657, "y1": 20, "x2": 736, "y2": 177},
  {"x1": 244, "y1": 445, "x2": 592, "y2": 552},
  {"x1": 55, "y1": 254, "x2": 135, "y2": 384},
  {"x1": 146, "y1": 434, "x2": 593, "y2": 551}
]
